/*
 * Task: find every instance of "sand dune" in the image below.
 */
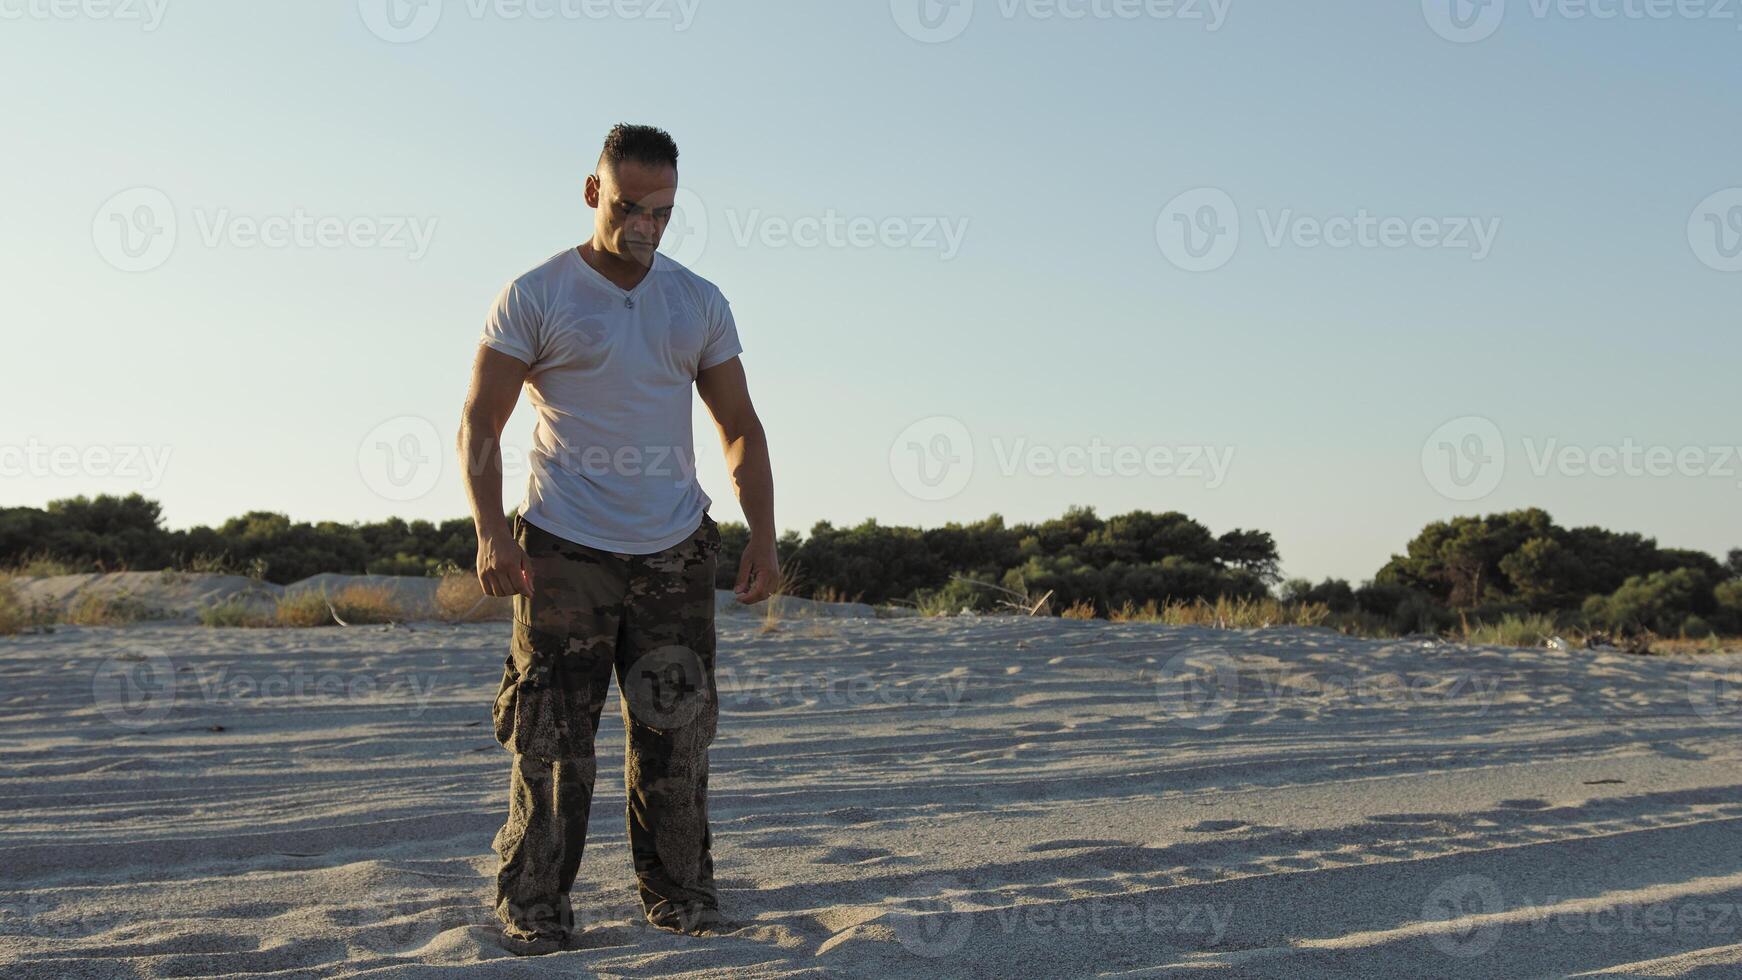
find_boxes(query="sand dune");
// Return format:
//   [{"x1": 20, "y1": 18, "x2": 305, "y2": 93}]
[{"x1": 5, "y1": 616, "x2": 1742, "y2": 977}]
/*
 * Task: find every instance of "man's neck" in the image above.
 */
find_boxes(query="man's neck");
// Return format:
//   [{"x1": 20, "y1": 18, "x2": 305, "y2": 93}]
[{"x1": 578, "y1": 240, "x2": 653, "y2": 292}]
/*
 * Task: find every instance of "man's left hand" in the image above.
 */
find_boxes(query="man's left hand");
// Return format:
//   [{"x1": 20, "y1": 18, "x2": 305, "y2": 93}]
[{"x1": 733, "y1": 535, "x2": 779, "y2": 605}]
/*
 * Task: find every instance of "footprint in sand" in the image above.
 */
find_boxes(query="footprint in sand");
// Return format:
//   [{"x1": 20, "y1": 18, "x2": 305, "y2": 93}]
[
  {"x1": 1185, "y1": 819, "x2": 1249, "y2": 833},
  {"x1": 1028, "y1": 838, "x2": 1125, "y2": 852},
  {"x1": 1497, "y1": 798, "x2": 1552, "y2": 810},
  {"x1": 815, "y1": 845, "x2": 895, "y2": 864}
]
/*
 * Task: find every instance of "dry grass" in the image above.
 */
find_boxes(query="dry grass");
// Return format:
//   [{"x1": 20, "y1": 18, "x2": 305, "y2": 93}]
[
  {"x1": 62, "y1": 591, "x2": 159, "y2": 626},
  {"x1": 182, "y1": 553, "x2": 240, "y2": 575},
  {"x1": 1107, "y1": 596, "x2": 1331, "y2": 629},
  {"x1": 1460, "y1": 613, "x2": 1562, "y2": 648},
  {"x1": 434, "y1": 572, "x2": 513, "y2": 622},
  {"x1": 934, "y1": 575, "x2": 1055, "y2": 616},
  {"x1": 759, "y1": 564, "x2": 810, "y2": 634},
  {"x1": 272, "y1": 591, "x2": 338, "y2": 628},
  {"x1": 5, "y1": 552, "x2": 80, "y2": 578},
  {"x1": 1652, "y1": 634, "x2": 1742, "y2": 655},
  {"x1": 811, "y1": 586, "x2": 864, "y2": 606},
  {"x1": 1108, "y1": 599, "x2": 1162, "y2": 623},
  {"x1": 198, "y1": 598, "x2": 277, "y2": 629},
  {"x1": 327, "y1": 584, "x2": 404, "y2": 624},
  {"x1": 1060, "y1": 599, "x2": 1099, "y2": 620},
  {"x1": 0, "y1": 575, "x2": 32, "y2": 635},
  {"x1": 202, "y1": 584, "x2": 408, "y2": 629},
  {"x1": 796, "y1": 621, "x2": 840, "y2": 640},
  {"x1": 914, "y1": 591, "x2": 959, "y2": 617}
]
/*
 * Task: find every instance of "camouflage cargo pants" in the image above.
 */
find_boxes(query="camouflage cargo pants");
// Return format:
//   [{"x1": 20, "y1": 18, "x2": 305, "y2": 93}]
[{"x1": 490, "y1": 511, "x2": 722, "y2": 941}]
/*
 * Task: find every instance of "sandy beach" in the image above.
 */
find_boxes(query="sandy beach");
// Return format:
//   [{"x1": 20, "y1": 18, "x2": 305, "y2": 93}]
[{"x1": 6, "y1": 613, "x2": 1742, "y2": 978}]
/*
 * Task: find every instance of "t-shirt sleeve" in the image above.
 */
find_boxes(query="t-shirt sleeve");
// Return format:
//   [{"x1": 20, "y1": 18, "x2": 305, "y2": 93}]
[
  {"x1": 698, "y1": 289, "x2": 743, "y2": 370},
  {"x1": 480, "y1": 279, "x2": 543, "y2": 367}
]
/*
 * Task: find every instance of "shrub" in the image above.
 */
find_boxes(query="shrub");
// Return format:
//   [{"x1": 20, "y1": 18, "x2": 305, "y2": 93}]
[
  {"x1": 183, "y1": 553, "x2": 239, "y2": 575},
  {"x1": 913, "y1": 590, "x2": 960, "y2": 617},
  {"x1": 198, "y1": 599, "x2": 275, "y2": 628},
  {"x1": 1281, "y1": 578, "x2": 1356, "y2": 613},
  {"x1": 199, "y1": 585, "x2": 407, "y2": 628},
  {"x1": 1354, "y1": 581, "x2": 1414, "y2": 617},
  {"x1": 7, "y1": 552, "x2": 78, "y2": 577},
  {"x1": 0, "y1": 575, "x2": 25, "y2": 634},
  {"x1": 63, "y1": 591, "x2": 157, "y2": 626},
  {"x1": 272, "y1": 591, "x2": 334, "y2": 628},
  {"x1": 1395, "y1": 592, "x2": 1458, "y2": 635},
  {"x1": 1681, "y1": 615, "x2": 1715, "y2": 639},
  {"x1": 266, "y1": 585, "x2": 407, "y2": 627},
  {"x1": 328, "y1": 584, "x2": 404, "y2": 624},
  {"x1": 1715, "y1": 579, "x2": 1742, "y2": 633},
  {"x1": 1584, "y1": 568, "x2": 1712, "y2": 636},
  {"x1": 1463, "y1": 613, "x2": 1560, "y2": 648},
  {"x1": 914, "y1": 576, "x2": 1004, "y2": 615},
  {"x1": 1060, "y1": 599, "x2": 1098, "y2": 620}
]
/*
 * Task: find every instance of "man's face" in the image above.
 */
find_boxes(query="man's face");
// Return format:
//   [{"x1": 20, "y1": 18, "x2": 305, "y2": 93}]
[{"x1": 586, "y1": 159, "x2": 677, "y2": 268}]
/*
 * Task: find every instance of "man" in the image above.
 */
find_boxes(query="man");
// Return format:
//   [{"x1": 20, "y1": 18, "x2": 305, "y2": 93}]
[{"x1": 458, "y1": 123, "x2": 778, "y2": 953}]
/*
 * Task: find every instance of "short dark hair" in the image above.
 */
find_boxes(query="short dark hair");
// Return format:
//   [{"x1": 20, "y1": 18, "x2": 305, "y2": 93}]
[{"x1": 598, "y1": 123, "x2": 679, "y2": 173}]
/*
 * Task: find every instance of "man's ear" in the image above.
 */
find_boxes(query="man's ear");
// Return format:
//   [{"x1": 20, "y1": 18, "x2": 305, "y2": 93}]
[{"x1": 583, "y1": 173, "x2": 601, "y2": 209}]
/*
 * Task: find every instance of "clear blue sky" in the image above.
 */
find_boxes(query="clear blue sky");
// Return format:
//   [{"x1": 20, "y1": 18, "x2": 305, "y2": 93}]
[{"x1": 2, "y1": 0, "x2": 1738, "y2": 582}]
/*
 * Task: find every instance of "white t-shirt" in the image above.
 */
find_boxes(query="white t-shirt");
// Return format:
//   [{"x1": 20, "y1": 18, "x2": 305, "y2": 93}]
[{"x1": 481, "y1": 247, "x2": 743, "y2": 554}]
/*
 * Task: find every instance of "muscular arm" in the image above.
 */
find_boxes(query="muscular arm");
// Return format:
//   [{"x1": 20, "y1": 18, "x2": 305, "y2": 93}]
[
  {"x1": 697, "y1": 355, "x2": 777, "y2": 604},
  {"x1": 459, "y1": 345, "x2": 533, "y2": 597}
]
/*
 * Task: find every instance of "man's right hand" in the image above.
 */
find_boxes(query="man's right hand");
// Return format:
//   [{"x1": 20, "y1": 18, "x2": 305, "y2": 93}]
[{"x1": 477, "y1": 529, "x2": 533, "y2": 597}]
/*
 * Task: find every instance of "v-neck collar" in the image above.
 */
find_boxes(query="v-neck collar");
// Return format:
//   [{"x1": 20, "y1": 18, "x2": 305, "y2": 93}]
[{"x1": 571, "y1": 245, "x2": 660, "y2": 301}]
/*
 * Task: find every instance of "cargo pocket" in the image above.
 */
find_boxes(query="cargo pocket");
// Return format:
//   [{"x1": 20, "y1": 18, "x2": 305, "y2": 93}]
[
  {"x1": 494, "y1": 612, "x2": 575, "y2": 762},
  {"x1": 490, "y1": 656, "x2": 518, "y2": 749}
]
